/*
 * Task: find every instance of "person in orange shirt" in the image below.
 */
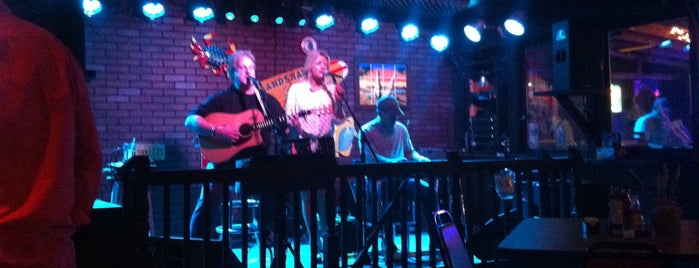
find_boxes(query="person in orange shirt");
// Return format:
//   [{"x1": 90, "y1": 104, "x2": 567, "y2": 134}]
[{"x1": 0, "y1": 1, "x2": 103, "y2": 267}]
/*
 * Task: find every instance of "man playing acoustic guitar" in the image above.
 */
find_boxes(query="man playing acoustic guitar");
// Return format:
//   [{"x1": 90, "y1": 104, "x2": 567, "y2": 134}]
[{"x1": 185, "y1": 50, "x2": 286, "y2": 238}]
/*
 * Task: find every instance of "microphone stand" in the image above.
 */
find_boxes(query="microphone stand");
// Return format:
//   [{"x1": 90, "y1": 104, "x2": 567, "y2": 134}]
[
  {"x1": 253, "y1": 78, "x2": 288, "y2": 156},
  {"x1": 330, "y1": 75, "x2": 383, "y2": 265}
]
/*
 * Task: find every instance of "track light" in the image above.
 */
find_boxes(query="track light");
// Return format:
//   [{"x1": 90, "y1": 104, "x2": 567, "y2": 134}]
[
  {"x1": 240, "y1": 0, "x2": 259, "y2": 24},
  {"x1": 189, "y1": 0, "x2": 214, "y2": 23},
  {"x1": 141, "y1": 1, "x2": 165, "y2": 20},
  {"x1": 83, "y1": 0, "x2": 102, "y2": 17},
  {"x1": 315, "y1": 14, "x2": 334, "y2": 31},
  {"x1": 503, "y1": 19, "x2": 524, "y2": 36},
  {"x1": 294, "y1": 16, "x2": 306, "y2": 27},
  {"x1": 215, "y1": 0, "x2": 236, "y2": 23},
  {"x1": 430, "y1": 34, "x2": 449, "y2": 52},
  {"x1": 311, "y1": 4, "x2": 334, "y2": 31},
  {"x1": 359, "y1": 16, "x2": 379, "y2": 34},
  {"x1": 659, "y1": 39, "x2": 672, "y2": 48},
  {"x1": 503, "y1": 11, "x2": 526, "y2": 37},
  {"x1": 464, "y1": 24, "x2": 481, "y2": 43},
  {"x1": 400, "y1": 23, "x2": 419, "y2": 42}
]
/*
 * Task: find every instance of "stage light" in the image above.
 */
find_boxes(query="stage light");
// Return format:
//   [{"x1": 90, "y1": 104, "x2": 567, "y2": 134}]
[
  {"x1": 685, "y1": 44, "x2": 691, "y2": 52},
  {"x1": 193, "y1": 7, "x2": 213, "y2": 23},
  {"x1": 189, "y1": 0, "x2": 214, "y2": 23},
  {"x1": 225, "y1": 12, "x2": 235, "y2": 21},
  {"x1": 215, "y1": 0, "x2": 236, "y2": 23},
  {"x1": 239, "y1": 0, "x2": 260, "y2": 25},
  {"x1": 83, "y1": 0, "x2": 102, "y2": 17},
  {"x1": 503, "y1": 19, "x2": 525, "y2": 36},
  {"x1": 315, "y1": 14, "x2": 334, "y2": 31},
  {"x1": 503, "y1": 11, "x2": 526, "y2": 37},
  {"x1": 400, "y1": 23, "x2": 419, "y2": 42},
  {"x1": 659, "y1": 39, "x2": 672, "y2": 48},
  {"x1": 359, "y1": 17, "x2": 379, "y2": 34},
  {"x1": 430, "y1": 34, "x2": 449, "y2": 52},
  {"x1": 464, "y1": 24, "x2": 481, "y2": 43},
  {"x1": 142, "y1": 1, "x2": 165, "y2": 20},
  {"x1": 275, "y1": 16, "x2": 284, "y2": 25},
  {"x1": 286, "y1": 3, "x2": 306, "y2": 27}
]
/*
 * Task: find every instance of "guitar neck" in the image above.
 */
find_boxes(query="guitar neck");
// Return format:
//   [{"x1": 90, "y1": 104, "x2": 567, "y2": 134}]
[
  {"x1": 253, "y1": 107, "x2": 332, "y2": 130},
  {"x1": 253, "y1": 115, "x2": 287, "y2": 130}
]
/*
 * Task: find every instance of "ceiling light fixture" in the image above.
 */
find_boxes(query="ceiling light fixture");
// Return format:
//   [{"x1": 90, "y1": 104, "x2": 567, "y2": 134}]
[
  {"x1": 83, "y1": 0, "x2": 103, "y2": 17},
  {"x1": 430, "y1": 34, "x2": 449, "y2": 52},
  {"x1": 359, "y1": 16, "x2": 379, "y2": 34},
  {"x1": 401, "y1": 23, "x2": 419, "y2": 41},
  {"x1": 189, "y1": 0, "x2": 214, "y2": 23},
  {"x1": 142, "y1": 1, "x2": 165, "y2": 20}
]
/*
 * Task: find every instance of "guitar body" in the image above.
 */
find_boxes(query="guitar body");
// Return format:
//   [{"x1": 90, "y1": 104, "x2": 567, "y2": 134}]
[{"x1": 199, "y1": 110, "x2": 265, "y2": 163}]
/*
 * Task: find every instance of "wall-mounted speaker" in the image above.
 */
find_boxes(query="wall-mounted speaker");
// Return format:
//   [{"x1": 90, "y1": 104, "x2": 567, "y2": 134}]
[{"x1": 551, "y1": 20, "x2": 607, "y2": 94}]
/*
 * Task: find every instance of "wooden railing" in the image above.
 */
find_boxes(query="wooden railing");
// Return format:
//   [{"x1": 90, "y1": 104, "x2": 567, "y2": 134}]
[{"x1": 117, "y1": 155, "x2": 579, "y2": 267}]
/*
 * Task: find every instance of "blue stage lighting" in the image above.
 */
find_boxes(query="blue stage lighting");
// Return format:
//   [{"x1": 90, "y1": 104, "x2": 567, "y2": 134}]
[
  {"x1": 504, "y1": 19, "x2": 525, "y2": 36},
  {"x1": 464, "y1": 25, "x2": 481, "y2": 43},
  {"x1": 192, "y1": 4, "x2": 214, "y2": 23},
  {"x1": 275, "y1": 16, "x2": 284, "y2": 25},
  {"x1": 685, "y1": 44, "x2": 691, "y2": 52},
  {"x1": 401, "y1": 24, "x2": 419, "y2": 41},
  {"x1": 659, "y1": 39, "x2": 672, "y2": 48},
  {"x1": 83, "y1": 0, "x2": 102, "y2": 17},
  {"x1": 250, "y1": 14, "x2": 260, "y2": 23},
  {"x1": 315, "y1": 14, "x2": 334, "y2": 31},
  {"x1": 430, "y1": 34, "x2": 449, "y2": 52},
  {"x1": 360, "y1": 17, "x2": 379, "y2": 34},
  {"x1": 142, "y1": 2, "x2": 165, "y2": 20},
  {"x1": 225, "y1": 12, "x2": 235, "y2": 21},
  {"x1": 298, "y1": 18, "x2": 307, "y2": 27}
]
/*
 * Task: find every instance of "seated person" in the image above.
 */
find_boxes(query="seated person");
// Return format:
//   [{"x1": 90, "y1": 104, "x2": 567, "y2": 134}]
[
  {"x1": 634, "y1": 97, "x2": 691, "y2": 148},
  {"x1": 632, "y1": 88, "x2": 656, "y2": 139},
  {"x1": 358, "y1": 96, "x2": 430, "y2": 163},
  {"x1": 357, "y1": 96, "x2": 435, "y2": 253}
]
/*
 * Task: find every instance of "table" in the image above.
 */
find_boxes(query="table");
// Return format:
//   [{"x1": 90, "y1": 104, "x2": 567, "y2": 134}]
[{"x1": 498, "y1": 217, "x2": 699, "y2": 264}]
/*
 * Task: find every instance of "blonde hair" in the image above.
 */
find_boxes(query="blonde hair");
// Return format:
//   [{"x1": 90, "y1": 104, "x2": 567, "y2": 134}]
[{"x1": 303, "y1": 50, "x2": 330, "y2": 79}]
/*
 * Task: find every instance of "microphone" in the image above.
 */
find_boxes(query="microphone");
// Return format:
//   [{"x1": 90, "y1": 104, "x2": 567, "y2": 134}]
[{"x1": 248, "y1": 76, "x2": 263, "y2": 88}]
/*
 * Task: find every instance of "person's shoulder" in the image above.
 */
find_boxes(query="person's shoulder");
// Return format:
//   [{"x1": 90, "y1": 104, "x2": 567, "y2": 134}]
[
  {"x1": 287, "y1": 80, "x2": 308, "y2": 91},
  {"x1": 395, "y1": 121, "x2": 409, "y2": 129},
  {"x1": 2, "y1": 15, "x2": 73, "y2": 59},
  {"x1": 360, "y1": 117, "x2": 379, "y2": 130}
]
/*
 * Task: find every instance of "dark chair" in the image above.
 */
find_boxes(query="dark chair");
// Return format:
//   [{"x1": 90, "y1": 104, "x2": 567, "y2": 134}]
[
  {"x1": 466, "y1": 209, "x2": 522, "y2": 266},
  {"x1": 433, "y1": 209, "x2": 474, "y2": 268}
]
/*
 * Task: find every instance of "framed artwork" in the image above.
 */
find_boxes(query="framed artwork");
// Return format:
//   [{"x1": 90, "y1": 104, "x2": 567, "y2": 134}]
[{"x1": 358, "y1": 63, "x2": 407, "y2": 106}]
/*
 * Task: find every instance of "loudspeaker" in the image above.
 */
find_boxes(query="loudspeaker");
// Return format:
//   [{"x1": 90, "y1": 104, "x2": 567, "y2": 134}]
[
  {"x1": 153, "y1": 237, "x2": 242, "y2": 268},
  {"x1": 551, "y1": 20, "x2": 607, "y2": 94}
]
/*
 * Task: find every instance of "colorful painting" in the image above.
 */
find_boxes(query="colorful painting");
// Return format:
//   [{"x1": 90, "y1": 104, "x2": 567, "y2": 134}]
[{"x1": 358, "y1": 63, "x2": 407, "y2": 106}]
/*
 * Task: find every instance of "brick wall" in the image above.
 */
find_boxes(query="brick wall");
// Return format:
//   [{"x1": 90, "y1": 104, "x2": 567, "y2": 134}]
[{"x1": 85, "y1": 2, "x2": 456, "y2": 170}]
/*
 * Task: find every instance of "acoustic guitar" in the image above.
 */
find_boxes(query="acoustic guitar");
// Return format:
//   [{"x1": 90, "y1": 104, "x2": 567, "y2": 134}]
[{"x1": 199, "y1": 108, "x2": 330, "y2": 163}]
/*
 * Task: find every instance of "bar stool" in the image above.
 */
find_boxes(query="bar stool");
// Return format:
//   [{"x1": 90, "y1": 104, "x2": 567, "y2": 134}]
[{"x1": 216, "y1": 198, "x2": 261, "y2": 248}]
